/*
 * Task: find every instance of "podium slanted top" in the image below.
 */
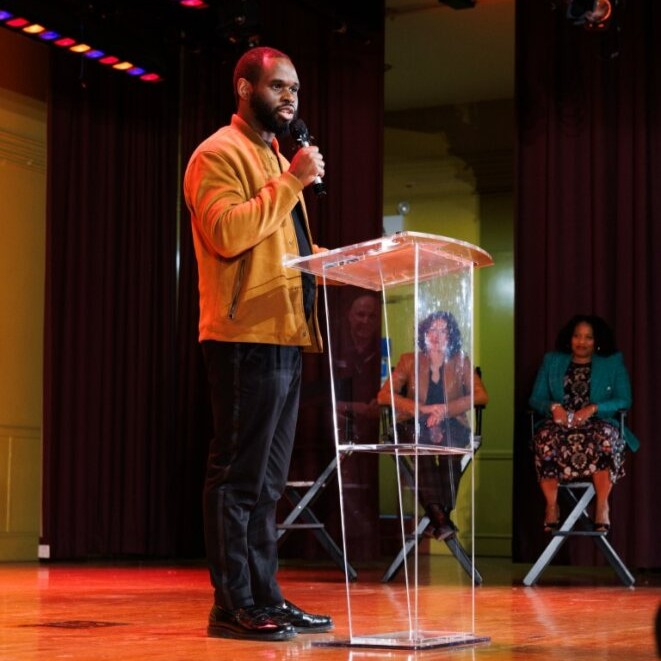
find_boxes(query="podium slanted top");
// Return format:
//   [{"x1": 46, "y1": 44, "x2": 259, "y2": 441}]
[{"x1": 284, "y1": 231, "x2": 494, "y2": 291}]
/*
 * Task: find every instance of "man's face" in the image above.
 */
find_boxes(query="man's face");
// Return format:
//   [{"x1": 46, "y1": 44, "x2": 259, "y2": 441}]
[
  {"x1": 348, "y1": 296, "x2": 379, "y2": 342},
  {"x1": 248, "y1": 56, "x2": 299, "y2": 136}
]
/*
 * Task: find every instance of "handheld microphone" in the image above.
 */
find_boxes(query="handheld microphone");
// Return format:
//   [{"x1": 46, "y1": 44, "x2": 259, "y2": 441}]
[{"x1": 289, "y1": 118, "x2": 326, "y2": 196}]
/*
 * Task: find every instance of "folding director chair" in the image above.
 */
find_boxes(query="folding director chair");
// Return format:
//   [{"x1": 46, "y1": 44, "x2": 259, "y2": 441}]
[
  {"x1": 381, "y1": 403, "x2": 485, "y2": 584},
  {"x1": 277, "y1": 453, "x2": 358, "y2": 581},
  {"x1": 522, "y1": 410, "x2": 635, "y2": 587}
]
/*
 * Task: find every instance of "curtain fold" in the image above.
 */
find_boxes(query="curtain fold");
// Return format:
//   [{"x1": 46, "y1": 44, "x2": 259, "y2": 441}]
[
  {"x1": 43, "y1": 56, "x2": 180, "y2": 557},
  {"x1": 514, "y1": 0, "x2": 661, "y2": 567}
]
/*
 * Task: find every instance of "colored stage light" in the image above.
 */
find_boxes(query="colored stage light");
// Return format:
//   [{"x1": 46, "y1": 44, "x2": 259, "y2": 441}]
[
  {"x1": 0, "y1": 6, "x2": 164, "y2": 83},
  {"x1": 180, "y1": 0, "x2": 209, "y2": 8},
  {"x1": 23, "y1": 23, "x2": 44, "y2": 34},
  {"x1": 38, "y1": 31, "x2": 60, "y2": 40},
  {"x1": 6, "y1": 17, "x2": 29, "y2": 28},
  {"x1": 54, "y1": 36, "x2": 76, "y2": 47}
]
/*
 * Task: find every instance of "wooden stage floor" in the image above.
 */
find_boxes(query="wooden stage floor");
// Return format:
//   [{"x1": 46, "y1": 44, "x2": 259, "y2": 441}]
[{"x1": 0, "y1": 557, "x2": 659, "y2": 660}]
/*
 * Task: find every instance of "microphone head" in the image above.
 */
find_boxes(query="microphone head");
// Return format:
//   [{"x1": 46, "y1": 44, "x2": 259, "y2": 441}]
[{"x1": 289, "y1": 118, "x2": 310, "y2": 144}]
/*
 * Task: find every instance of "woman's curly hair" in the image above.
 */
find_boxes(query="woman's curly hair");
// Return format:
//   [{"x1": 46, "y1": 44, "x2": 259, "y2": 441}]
[{"x1": 554, "y1": 314, "x2": 617, "y2": 356}]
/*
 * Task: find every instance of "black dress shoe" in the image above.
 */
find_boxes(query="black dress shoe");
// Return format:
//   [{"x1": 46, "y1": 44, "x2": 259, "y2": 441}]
[
  {"x1": 207, "y1": 604, "x2": 297, "y2": 641},
  {"x1": 266, "y1": 600, "x2": 333, "y2": 633}
]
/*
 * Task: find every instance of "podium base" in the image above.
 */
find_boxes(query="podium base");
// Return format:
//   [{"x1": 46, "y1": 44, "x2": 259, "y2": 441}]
[{"x1": 314, "y1": 631, "x2": 490, "y2": 650}]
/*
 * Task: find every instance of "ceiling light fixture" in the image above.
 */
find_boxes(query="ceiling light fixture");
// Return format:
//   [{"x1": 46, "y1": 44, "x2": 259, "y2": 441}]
[{"x1": 567, "y1": 0, "x2": 613, "y2": 30}]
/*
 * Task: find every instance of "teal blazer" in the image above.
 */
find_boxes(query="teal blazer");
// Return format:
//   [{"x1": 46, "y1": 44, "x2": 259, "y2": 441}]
[{"x1": 528, "y1": 351, "x2": 640, "y2": 452}]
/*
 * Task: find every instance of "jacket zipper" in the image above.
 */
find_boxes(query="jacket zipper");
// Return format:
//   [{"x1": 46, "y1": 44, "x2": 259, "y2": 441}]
[{"x1": 228, "y1": 258, "x2": 246, "y2": 319}]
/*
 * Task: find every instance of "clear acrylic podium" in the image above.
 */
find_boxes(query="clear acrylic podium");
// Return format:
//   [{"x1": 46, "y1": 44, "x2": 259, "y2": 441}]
[{"x1": 285, "y1": 231, "x2": 493, "y2": 650}]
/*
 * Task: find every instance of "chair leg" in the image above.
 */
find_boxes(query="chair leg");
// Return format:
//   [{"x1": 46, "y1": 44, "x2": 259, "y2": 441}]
[
  {"x1": 286, "y1": 494, "x2": 358, "y2": 581},
  {"x1": 381, "y1": 515, "x2": 482, "y2": 584},
  {"x1": 445, "y1": 536, "x2": 483, "y2": 585},
  {"x1": 277, "y1": 456, "x2": 358, "y2": 581},
  {"x1": 381, "y1": 516, "x2": 430, "y2": 582},
  {"x1": 594, "y1": 535, "x2": 636, "y2": 587},
  {"x1": 523, "y1": 482, "x2": 635, "y2": 587},
  {"x1": 522, "y1": 532, "x2": 570, "y2": 587},
  {"x1": 277, "y1": 457, "x2": 339, "y2": 533},
  {"x1": 523, "y1": 484, "x2": 595, "y2": 586}
]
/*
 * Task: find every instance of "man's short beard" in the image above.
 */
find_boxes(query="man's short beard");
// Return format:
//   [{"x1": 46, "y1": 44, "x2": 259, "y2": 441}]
[{"x1": 250, "y1": 94, "x2": 294, "y2": 136}]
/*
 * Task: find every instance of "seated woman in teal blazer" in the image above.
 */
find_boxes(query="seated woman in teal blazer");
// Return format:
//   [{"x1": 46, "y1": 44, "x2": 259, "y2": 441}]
[{"x1": 529, "y1": 314, "x2": 639, "y2": 533}]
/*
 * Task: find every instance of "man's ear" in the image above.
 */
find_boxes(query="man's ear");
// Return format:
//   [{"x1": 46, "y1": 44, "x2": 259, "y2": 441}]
[{"x1": 237, "y1": 78, "x2": 252, "y2": 101}]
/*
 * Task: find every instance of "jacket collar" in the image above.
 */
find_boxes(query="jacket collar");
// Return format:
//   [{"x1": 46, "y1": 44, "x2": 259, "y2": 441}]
[{"x1": 231, "y1": 113, "x2": 281, "y2": 154}]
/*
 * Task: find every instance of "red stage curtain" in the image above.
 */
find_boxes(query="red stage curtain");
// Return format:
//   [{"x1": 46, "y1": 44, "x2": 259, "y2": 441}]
[
  {"x1": 514, "y1": 0, "x2": 661, "y2": 567},
  {"x1": 43, "y1": 57, "x2": 180, "y2": 558},
  {"x1": 43, "y1": 2, "x2": 384, "y2": 560}
]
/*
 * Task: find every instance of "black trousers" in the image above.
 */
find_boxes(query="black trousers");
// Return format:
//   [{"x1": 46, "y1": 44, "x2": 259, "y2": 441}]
[
  {"x1": 201, "y1": 341, "x2": 302, "y2": 610},
  {"x1": 397, "y1": 417, "x2": 468, "y2": 513},
  {"x1": 417, "y1": 455, "x2": 463, "y2": 513}
]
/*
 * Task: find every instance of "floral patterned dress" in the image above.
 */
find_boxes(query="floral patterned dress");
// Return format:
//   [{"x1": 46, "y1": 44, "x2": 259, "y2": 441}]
[{"x1": 533, "y1": 362, "x2": 626, "y2": 482}]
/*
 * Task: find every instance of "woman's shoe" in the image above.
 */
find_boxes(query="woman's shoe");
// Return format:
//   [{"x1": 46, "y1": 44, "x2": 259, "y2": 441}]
[
  {"x1": 594, "y1": 502, "x2": 610, "y2": 533},
  {"x1": 543, "y1": 503, "x2": 560, "y2": 532},
  {"x1": 425, "y1": 503, "x2": 447, "y2": 528},
  {"x1": 433, "y1": 517, "x2": 458, "y2": 541},
  {"x1": 422, "y1": 522, "x2": 437, "y2": 539},
  {"x1": 425, "y1": 504, "x2": 457, "y2": 541}
]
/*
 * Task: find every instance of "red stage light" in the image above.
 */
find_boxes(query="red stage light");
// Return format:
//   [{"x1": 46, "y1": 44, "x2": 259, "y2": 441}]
[
  {"x1": 6, "y1": 16, "x2": 29, "y2": 28},
  {"x1": 54, "y1": 37, "x2": 76, "y2": 47},
  {"x1": 180, "y1": 0, "x2": 209, "y2": 8}
]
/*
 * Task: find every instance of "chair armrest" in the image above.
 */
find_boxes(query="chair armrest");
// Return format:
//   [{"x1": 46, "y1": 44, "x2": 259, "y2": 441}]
[
  {"x1": 474, "y1": 404, "x2": 485, "y2": 436},
  {"x1": 528, "y1": 408, "x2": 628, "y2": 439},
  {"x1": 616, "y1": 409, "x2": 627, "y2": 436}
]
